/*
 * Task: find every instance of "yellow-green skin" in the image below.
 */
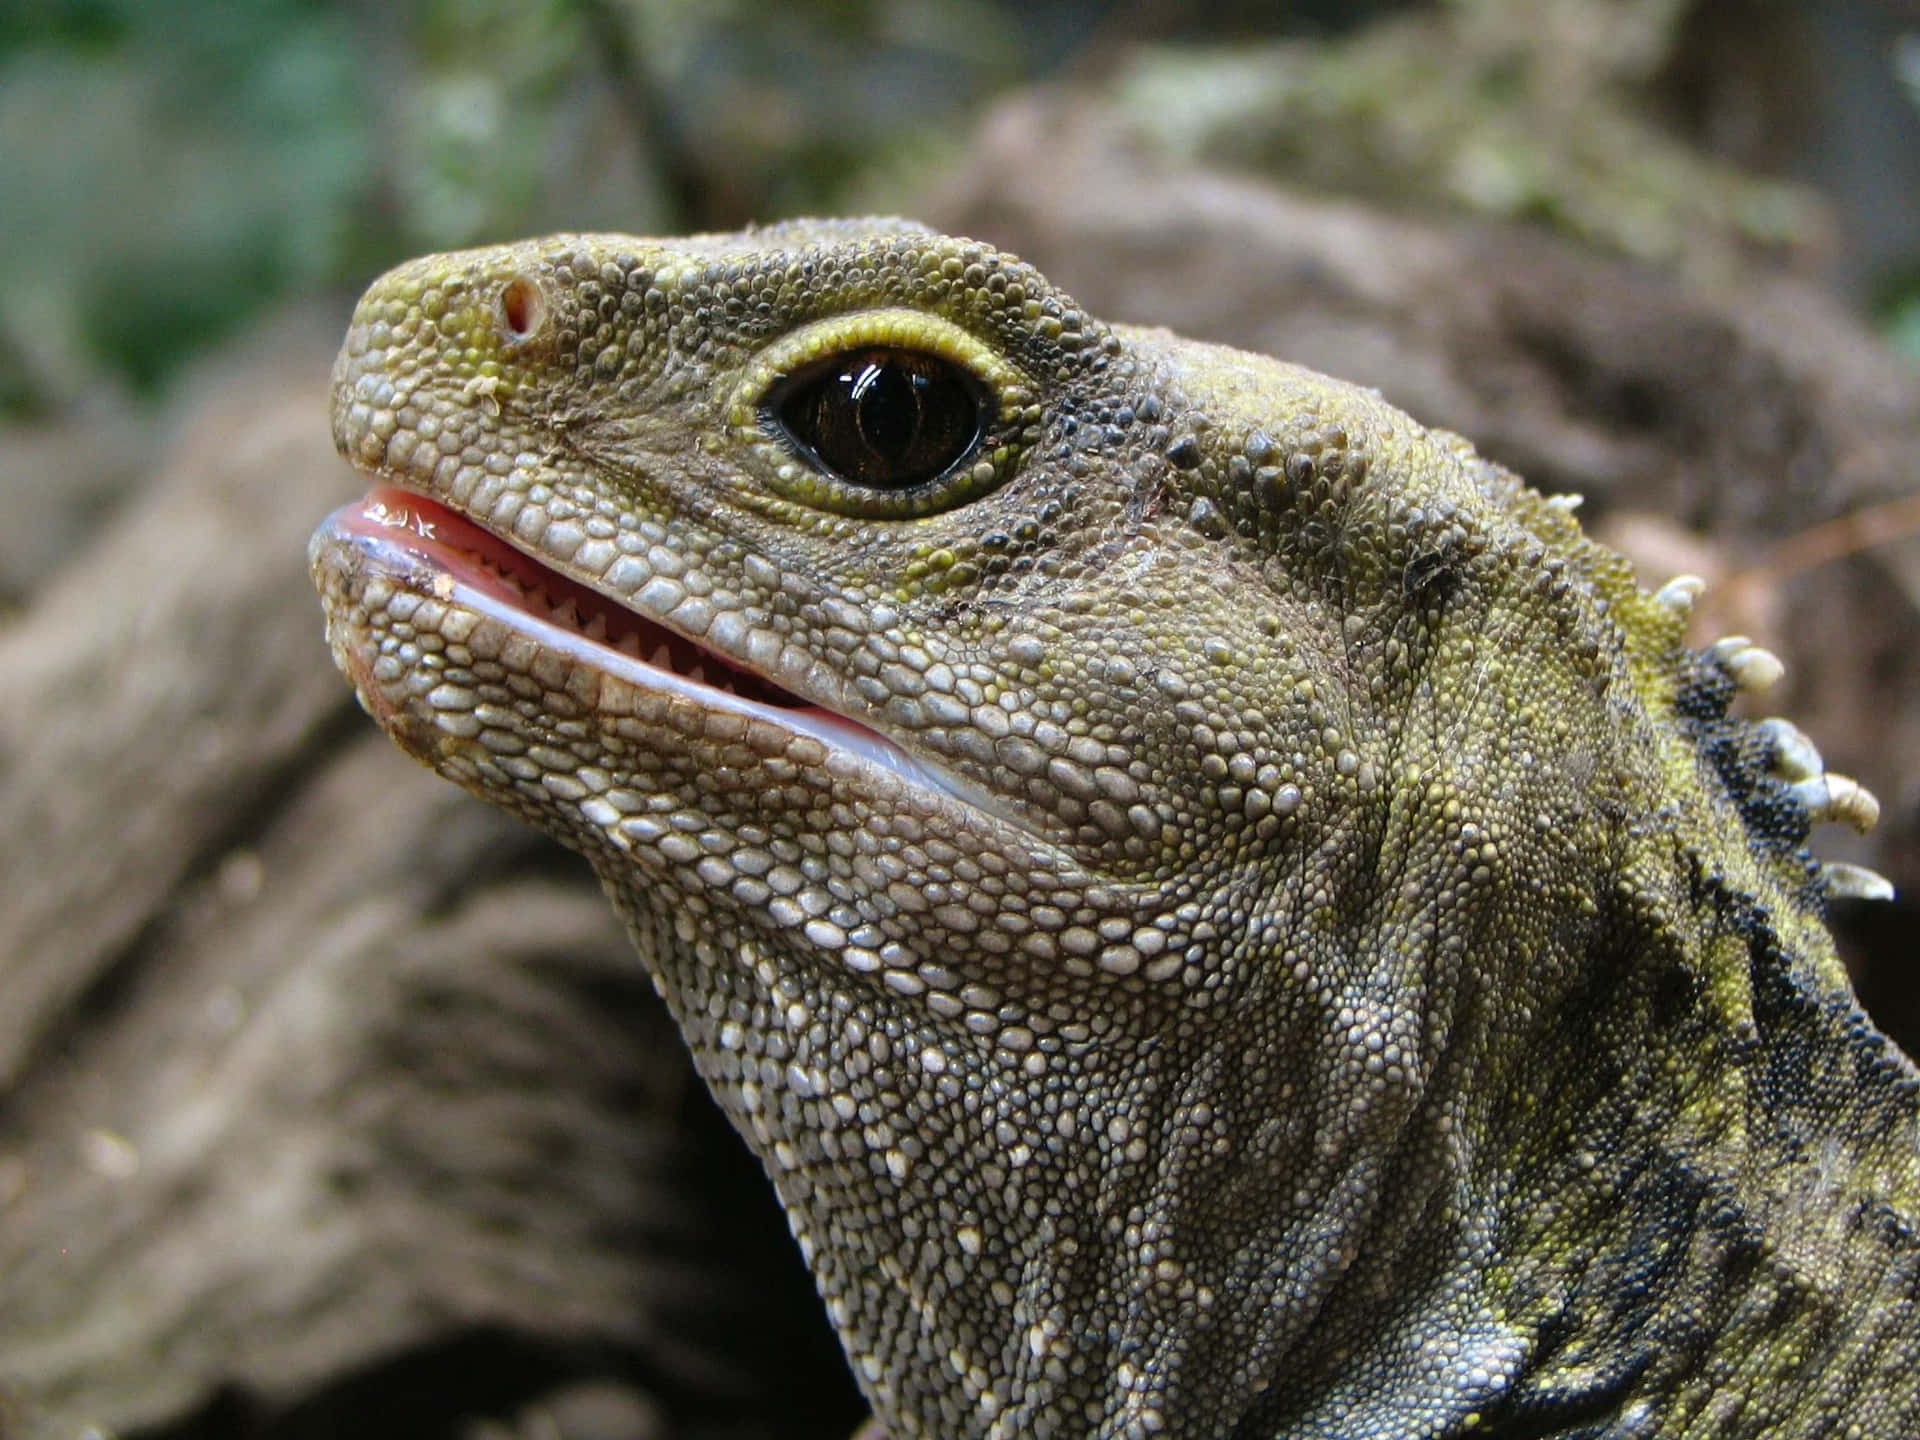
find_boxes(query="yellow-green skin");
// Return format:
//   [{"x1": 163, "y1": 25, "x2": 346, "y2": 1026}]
[{"x1": 313, "y1": 220, "x2": 1920, "y2": 1438}]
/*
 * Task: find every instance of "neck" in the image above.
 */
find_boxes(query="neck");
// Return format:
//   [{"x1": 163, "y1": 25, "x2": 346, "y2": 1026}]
[{"x1": 602, "y1": 812, "x2": 1920, "y2": 1439}]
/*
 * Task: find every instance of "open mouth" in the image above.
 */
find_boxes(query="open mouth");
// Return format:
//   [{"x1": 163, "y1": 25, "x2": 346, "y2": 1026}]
[
  {"x1": 315, "y1": 486, "x2": 1011, "y2": 818},
  {"x1": 333, "y1": 486, "x2": 812, "y2": 710}
]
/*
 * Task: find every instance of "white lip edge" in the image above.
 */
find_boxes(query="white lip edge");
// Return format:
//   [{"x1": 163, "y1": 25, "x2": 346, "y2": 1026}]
[{"x1": 317, "y1": 503, "x2": 1043, "y2": 840}]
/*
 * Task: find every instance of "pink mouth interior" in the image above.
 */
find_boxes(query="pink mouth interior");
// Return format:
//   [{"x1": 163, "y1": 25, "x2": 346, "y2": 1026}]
[{"x1": 338, "y1": 486, "x2": 809, "y2": 710}]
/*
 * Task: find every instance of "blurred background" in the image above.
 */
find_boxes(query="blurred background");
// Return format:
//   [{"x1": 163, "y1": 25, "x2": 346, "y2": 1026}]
[
  {"x1": 3, "y1": 2, "x2": 1918, "y2": 1437},
  {"x1": 5, "y1": 0, "x2": 1917, "y2": 427}
]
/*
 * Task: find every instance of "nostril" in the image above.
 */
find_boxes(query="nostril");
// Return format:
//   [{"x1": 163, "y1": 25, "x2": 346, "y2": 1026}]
[{"x1": 500, "y1": 276, "x2": 543, "y2": 340}]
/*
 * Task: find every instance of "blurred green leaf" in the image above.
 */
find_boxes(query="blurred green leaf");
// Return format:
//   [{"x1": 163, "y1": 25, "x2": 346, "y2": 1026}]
[{"x1": 0, "y1": 2, "x2": 367, "y2": 405}]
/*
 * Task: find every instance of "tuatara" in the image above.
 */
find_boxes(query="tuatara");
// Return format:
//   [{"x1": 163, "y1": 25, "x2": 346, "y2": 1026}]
[{"x1": 312, "y1": 220, "x2": 1919, "y2": 1438}]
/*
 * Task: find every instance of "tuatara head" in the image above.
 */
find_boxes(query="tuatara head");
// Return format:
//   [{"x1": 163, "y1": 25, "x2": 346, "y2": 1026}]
[{"x1": 314, "y1": 222, "x2": 1904, "y2": 1438}]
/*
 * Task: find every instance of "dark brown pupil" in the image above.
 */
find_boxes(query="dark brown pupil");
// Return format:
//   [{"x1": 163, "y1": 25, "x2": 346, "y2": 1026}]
[{"x1": 776, "y1": 349, "x2": 983, "y2": 489}]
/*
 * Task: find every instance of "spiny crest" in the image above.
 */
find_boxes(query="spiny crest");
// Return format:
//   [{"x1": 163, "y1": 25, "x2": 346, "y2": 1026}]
[{"x1": 1652, "y1": 570, "x2": 1891, "y2": 909}]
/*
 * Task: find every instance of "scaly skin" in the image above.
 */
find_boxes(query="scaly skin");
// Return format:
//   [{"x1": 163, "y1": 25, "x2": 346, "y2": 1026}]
[{"x1": 311, "y1": 220, "x2": 1920, "y2": 1438}]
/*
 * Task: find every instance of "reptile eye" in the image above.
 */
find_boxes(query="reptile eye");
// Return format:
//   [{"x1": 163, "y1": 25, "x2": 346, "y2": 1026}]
[
  {"x1": 738, "y1": 311, "x2": 1038, "y2": 520},
  {"x1": 772, "y1": 349, "x2": 987, "y2": 490}
]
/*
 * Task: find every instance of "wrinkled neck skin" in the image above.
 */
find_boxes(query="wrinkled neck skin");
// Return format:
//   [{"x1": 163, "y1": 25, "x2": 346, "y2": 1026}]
[
  {"x1": 581, "y1": 443, "x2": 1917, "y2": 1437},
  {"x1": 599, "y1": 769, "x2": 1825, "y2": 1439}
]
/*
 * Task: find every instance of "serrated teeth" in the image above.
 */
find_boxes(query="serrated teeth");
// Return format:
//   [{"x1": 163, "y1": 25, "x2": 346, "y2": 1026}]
[
  {"x1": 1789, "y1": 773, "x2": 1881, "y2": 832},
  {"x1": 1820, "y1": 861, "x2": 1896, "y2": 903},
  {"x1": 647, "y1": 641, "x2": 673, "y2": 668},
  {"x1": 1755, "y1": 717, "x2": 1824, "y2": 782},
  {"x1": 582, "y1": 611, "x2": 608, "y2": 641},
  {"x1": 1655, "y1": 574, "x2": 1707, "y2": 616},
  {"x1": 492, "y1": 560, "x2": 526, "y2": 597},
  {"x1": 614, "y1": 630, "x2": 642, "y2": 657}
]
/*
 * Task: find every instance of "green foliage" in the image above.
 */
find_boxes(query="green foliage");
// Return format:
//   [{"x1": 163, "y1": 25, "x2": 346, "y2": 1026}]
[
  {"x1": 0, "y1": 0, "x2": 367, "y2": 406},
  {"x1": 1885, "y1": 289, "x2": 1920, "y2": 364}
]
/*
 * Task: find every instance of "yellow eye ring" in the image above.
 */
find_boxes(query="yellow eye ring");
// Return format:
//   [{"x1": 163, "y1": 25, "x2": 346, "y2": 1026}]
[{"x1": 729, "y1": 309, "x2": 1041, "y2": 519}]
